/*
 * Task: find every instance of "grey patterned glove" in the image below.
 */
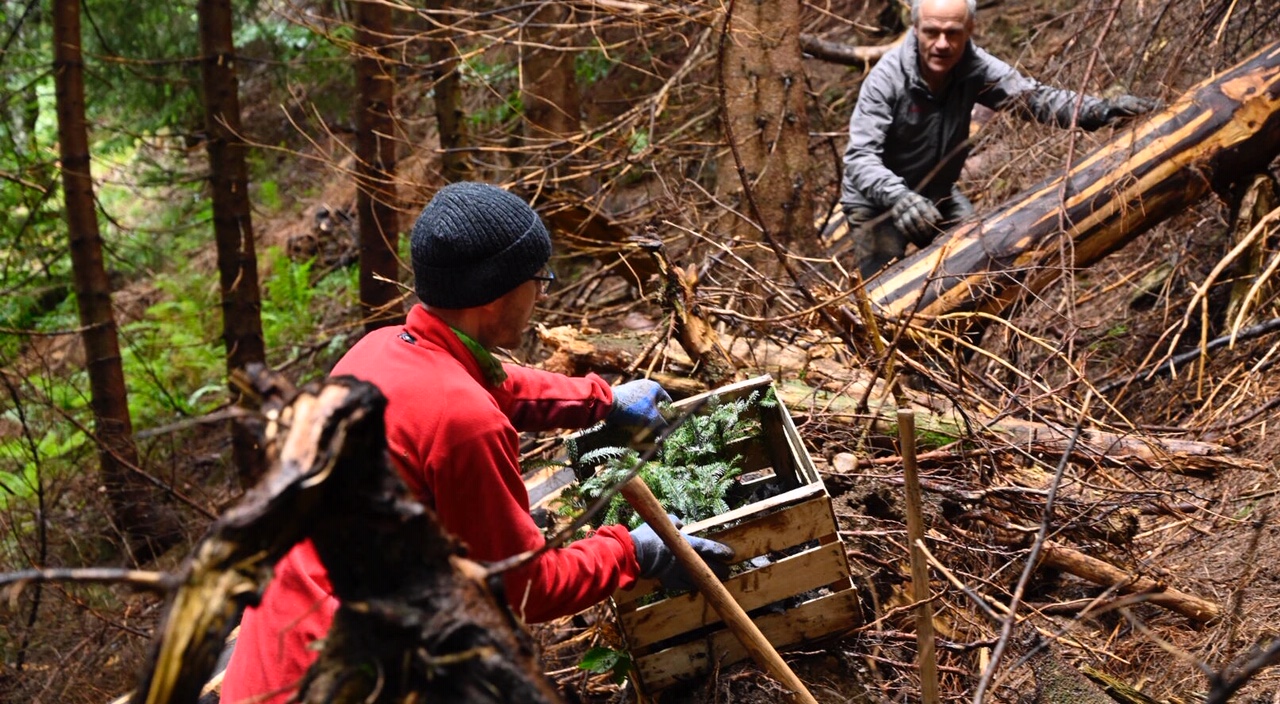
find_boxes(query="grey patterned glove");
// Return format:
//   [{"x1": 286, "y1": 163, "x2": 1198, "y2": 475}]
[
  {"x1": 891, "y1": 191, "x2": 943, "y2": 246},
  {"x1": 1090, "y1": 94, "x2": 1162, "y2": 127},
  {"x1": 1100, "y1": 94, "x2": 1159, "y2": 123},
  {"x1": 943, "y1": 186, "x2": 975, "y2": 223},
  {"x1": 630, "y1": 514, "x2": 736, "y2": 592}
]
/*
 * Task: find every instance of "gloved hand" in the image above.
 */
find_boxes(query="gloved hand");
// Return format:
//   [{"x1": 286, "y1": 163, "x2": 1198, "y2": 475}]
[
  {"x1": 1100, "y1": 94, "x2": 1159, "y2": 123},
  {"x1": 631, "y1": 514, "x2": 736, "y2": 592},
  {"x1": 891, "y1": 190, "x2": 943, "y2": 246},
  {"x1": 944, "y1": 185, "x2": 975, "y2": 222},
  {"x1": 606, "y1": 380, "x2": 671, "y2": 435}
]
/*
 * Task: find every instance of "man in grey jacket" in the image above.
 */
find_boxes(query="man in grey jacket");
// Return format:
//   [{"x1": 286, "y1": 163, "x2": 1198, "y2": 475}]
[{"x1": 842, "y1": 0, "x2": 1156, "y2": 277}]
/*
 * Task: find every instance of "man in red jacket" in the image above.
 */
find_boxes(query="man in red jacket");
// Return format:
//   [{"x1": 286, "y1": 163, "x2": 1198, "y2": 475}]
[{"x1": 221, "y1": 182, "x2": 733, "y2": 703}]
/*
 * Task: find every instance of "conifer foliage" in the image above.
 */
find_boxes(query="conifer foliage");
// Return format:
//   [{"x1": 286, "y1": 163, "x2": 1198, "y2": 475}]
[{"x1": 563, "y1": 390, "x2": 776, "y2": 528}]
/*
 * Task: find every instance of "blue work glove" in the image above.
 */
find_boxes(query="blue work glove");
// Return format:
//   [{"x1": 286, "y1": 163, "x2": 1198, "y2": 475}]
[
  {"x1": 607, "y1": 380, "x2": 671, "y2": 435},
  {"x1": 630, "y1": 514, "x2": 736, "y2": 592},
  {"x1": 891, "y1": 190, "x2": 943, "y2": 246}
]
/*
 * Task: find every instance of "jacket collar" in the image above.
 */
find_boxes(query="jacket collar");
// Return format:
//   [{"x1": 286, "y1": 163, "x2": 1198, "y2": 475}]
[{"x1": 404, "y1": 306, "x2": 508, "y2": 387}]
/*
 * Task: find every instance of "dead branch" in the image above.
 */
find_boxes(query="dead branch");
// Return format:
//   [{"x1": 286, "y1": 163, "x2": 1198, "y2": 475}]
[
  {"x1": 798, "y1": 32, "x2": 903, "y2": 65},
  {"x1": 1037, "y1": 541, "x2": 1220, "y2": 622}
]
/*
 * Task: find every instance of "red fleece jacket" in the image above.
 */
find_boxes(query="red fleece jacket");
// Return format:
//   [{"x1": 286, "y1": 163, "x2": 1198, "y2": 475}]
[{"x1": 221, "y1": 306, "x2": 640, "y2": 704}]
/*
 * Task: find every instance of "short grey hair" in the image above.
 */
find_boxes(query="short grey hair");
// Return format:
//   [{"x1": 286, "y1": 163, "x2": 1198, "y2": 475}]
[{"x1": 911, "y1": 0, "x2": 977, "y2": 24}]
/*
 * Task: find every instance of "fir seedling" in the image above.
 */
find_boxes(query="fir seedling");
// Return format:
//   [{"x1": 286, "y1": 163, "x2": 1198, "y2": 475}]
[{"x1": 560, "y1": 390, "x2": 771, "y2": 528}]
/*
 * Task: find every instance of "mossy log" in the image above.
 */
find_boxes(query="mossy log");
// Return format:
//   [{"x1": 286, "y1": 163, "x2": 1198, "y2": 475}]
[
  {"x1": 774, "y1": 380, "x2": 1263, "y2": 475},
  {"x1": 535, "y1": 325, "x2": 1261, "y2": 475},
  {"x1": 129, "y1": 368, "x2": 561, "y2": 704},
  {"x1": 867, "y1": 40, "x2": 1280, "y2": 322},
  {"x1": 1023, "y1": 638, "x2": 1116, "y2": 704}
]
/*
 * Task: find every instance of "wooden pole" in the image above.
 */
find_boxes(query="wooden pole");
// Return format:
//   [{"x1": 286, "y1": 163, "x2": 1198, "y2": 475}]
[
  {"x1": 620, "y1": 478, "x2": 820, "y2": 704},
  {"x1": 898, "y1": 409, "x2": 940, "y2": 704}
]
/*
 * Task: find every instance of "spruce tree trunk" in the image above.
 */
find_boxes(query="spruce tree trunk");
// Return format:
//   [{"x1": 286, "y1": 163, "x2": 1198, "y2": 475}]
[
  {"x1": 426, "y1": 0, "x2": 469, "y2": 183},
  {"x1": 197, "y1": 0, "x2": 268, "y2": 486},
  {"x1": 521, "y1": 3, "x2": 580, "y2": 178},
  {"x1": 53, "y1": 0, "x2": 177, "y2": 561},
  {"x1": 716, "y1": 0, "x2": 814, "y2": 245},
  {"x1": 354, "y1": 0, "x2": 404, "y2": 331}
]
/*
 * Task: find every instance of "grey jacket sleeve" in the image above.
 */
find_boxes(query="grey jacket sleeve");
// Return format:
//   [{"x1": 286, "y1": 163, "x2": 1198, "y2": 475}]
[
  {"x1": 841, "y1": 66, "x2": 911, "y2": 211},
  {"x1": 971, "y1": 46, "x2": 1110, "y2": 131}
]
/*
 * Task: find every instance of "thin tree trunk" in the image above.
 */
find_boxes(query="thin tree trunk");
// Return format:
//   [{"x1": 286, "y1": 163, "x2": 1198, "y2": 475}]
[
  {"x1": 354, "y1": 0, "x2": 404, "y2": 331},
  {"x1": 197, "y1": 0, "x2": 268, "y2": 486},
  {"x1": 426, "y1": 0, "x2": 469, "y2": 183},
  {"x1": 53, "y1": 0, "x2": 177, "y2": 561},
  {"x1": 521, "y1": 3, "x2": 580, "y2": 179},
  {"x1": 716, "y1": 0, "x2": 814, "y2": 245}
]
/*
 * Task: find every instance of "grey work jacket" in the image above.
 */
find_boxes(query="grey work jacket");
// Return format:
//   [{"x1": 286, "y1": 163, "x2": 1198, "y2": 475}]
[{"x1": 840, "y1": 32, "x2": 1109, "y2": 214}]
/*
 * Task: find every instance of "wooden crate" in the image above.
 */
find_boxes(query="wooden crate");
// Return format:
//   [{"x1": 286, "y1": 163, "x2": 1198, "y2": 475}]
[{"x1": 572, "y1": 375, "x2": 861, "y2": 694}]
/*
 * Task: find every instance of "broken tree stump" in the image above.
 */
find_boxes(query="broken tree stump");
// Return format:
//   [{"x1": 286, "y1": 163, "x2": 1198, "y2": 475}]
[
  {"x1": 130, "y1": 368, "x2": 562, "y2": 704},
  {"x1": 867, "y1": 40, "x2": 1280, "y2": 322}
]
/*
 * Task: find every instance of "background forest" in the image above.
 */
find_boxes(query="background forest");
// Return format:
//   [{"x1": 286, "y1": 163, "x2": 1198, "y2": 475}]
[{"x1": 2, "y1": 0, "x2": 1279, "y2": 702}]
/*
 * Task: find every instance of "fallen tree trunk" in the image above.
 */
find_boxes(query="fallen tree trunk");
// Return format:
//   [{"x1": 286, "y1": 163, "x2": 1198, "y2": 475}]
[
  {"x1": 536, "y1": 325, "x2": 1263, "y2": 474},
  {"x1": 867, "y1": 40, "x2": 1280, "y2": 321},
  {"x1": 130, "y1": 369, "x2": 561, "y2": 704}
]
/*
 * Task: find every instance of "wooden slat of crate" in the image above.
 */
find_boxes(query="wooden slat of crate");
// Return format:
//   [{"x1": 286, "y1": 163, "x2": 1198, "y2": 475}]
[
  {"x1": 613, "y1": 484, "x2": 838, "y2": 608},
  {"x1": 524, "y1": 463, "x2": 577, "y2": 509},
  {"x1": 620, "y1": 541, "x2": 849, "y2": 651},
  {"x1": 633, "y1": 588, "x2": 863, "y2": 692}
]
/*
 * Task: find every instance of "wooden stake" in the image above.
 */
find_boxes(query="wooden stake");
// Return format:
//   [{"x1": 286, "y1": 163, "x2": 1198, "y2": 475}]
[
  {"x1": 898, "y1": 409, "x2": 940, "y2": 704},
  {"x1": 620, "y1": 478, "x2": 819, "y2": 704}
]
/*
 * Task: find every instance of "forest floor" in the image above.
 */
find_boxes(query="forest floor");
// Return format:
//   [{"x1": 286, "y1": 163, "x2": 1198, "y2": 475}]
[{"x1": 4, "y1": 1, "x2": 1279, "y2": 703}]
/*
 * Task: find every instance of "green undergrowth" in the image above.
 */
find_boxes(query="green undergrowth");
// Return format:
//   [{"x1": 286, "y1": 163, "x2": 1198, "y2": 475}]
[{"x1": 2, "y1": 255, "x2": 357, "y2": 513}]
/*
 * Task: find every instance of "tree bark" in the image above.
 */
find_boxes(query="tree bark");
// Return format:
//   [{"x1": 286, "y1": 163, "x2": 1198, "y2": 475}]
[
  {"x1": 521, "y1": 2, "x2": 581, "y2": 179},
  {"x1": 131, "y1": 370, "x2": 563, "y2": 704},
  {"x1": 425, "y1": 0, "x2": 469, "y2": 183},
  {"x1": 867, "y1": 40, "x2": 1280, "y2": 322},
  {"x1": 716, "y1": 0, "x2": 814, "y2": 245},
  {"x1": 198, "y1": 0, "x2": 268, "y2": 486},
  {"x1": 353, "y1": 0, "x2": 404, "y2": 331},
  {"x1": 53, "y1": 0, "x2": 178, "y2": 562}
]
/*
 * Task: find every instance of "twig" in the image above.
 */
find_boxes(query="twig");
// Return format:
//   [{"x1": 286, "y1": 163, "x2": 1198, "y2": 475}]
[
  {"x1": 974, "y1": 392, "x2": 1093, "y2": 703},
  {"x1": 0, "y1": 567, "x2": 174, "y2": 593},
  {"x1": 1098, "y1": 316, "x2": 1280, "y2": 395}
]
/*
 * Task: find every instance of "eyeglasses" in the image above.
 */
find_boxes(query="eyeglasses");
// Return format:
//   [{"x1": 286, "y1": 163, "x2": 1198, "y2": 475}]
[{"x1": 530, "y1": 266, "x2": 556, "y2": 295}]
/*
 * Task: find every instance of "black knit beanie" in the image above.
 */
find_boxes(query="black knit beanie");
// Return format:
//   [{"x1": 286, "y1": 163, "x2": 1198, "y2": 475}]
[{"x1": 410, "y1": 182, "x2": 552, "y2": 309}]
